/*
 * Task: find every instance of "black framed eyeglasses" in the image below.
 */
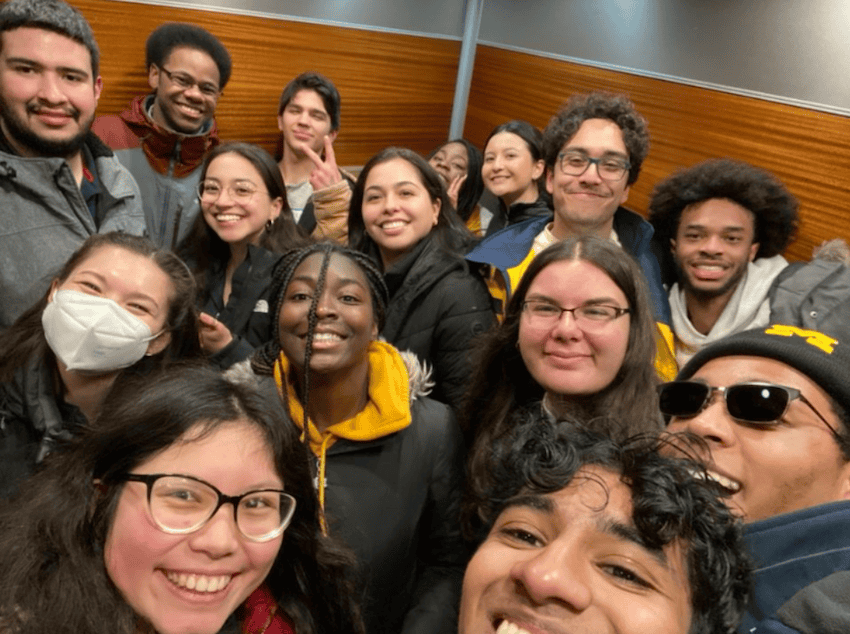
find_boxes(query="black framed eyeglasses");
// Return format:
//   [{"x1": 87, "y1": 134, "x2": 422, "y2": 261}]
[
  {"x1": 120, "y1": 473, "x2": 296, "y2": 543},
  {"x1": 557, "y1": 151, "x2": 630, "y2": 180},
  {"x1": 159, "y1": 66, "x2": 221, "y2": 97},
  {"x1": 657, "y1": 380, "x2": 842, "y2": 440}
]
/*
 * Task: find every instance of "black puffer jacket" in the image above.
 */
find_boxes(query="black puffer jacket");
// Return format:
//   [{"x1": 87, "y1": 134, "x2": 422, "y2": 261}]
[
  {"x1": 485, "y1": 190, "x2": 552, "y2": 236},
  {"x1": 202, "y1": 244, "x2": 282, "y2": 369},
  {"x1": 382, "y1": 237, "x2": 496, "y2": 413},
  {"x1": 0, "y1": 356, "x2": 86, "y2": 500}
]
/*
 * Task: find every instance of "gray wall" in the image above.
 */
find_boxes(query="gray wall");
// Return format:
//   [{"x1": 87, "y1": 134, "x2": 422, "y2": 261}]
[
  {"x1": 133, "y1": 0, "x2": 466, "y2": 38},
  {"x1": 479, "y1": 0, "x2": 850, "y2": 113},
  {"x1": 121, "y1": 0, "x2": 849, "y2": 113}
]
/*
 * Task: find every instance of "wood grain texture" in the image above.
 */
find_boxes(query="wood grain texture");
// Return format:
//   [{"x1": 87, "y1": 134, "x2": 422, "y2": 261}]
[
  {"x1": 72, "y1": 0, "x2": 460, "y2": 165},
  {"x1": 466, "y1": 46, "x2": 850, "y2": 262}
]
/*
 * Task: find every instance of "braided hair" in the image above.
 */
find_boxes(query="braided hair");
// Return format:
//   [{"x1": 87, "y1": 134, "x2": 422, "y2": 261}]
[{"x1": 254, "y1": 242, "x2": 388, "y2": 413}]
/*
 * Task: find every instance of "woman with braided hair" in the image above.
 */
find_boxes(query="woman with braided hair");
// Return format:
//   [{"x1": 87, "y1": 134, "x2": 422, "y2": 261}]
[{"x1": 243, "y1": 241, "x2": 466, "y2": 634}]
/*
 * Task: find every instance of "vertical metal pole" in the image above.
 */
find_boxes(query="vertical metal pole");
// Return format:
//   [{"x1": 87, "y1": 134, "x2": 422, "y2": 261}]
[{"x1": 449, "y1": 0, "x2": 484, "y2": 139}]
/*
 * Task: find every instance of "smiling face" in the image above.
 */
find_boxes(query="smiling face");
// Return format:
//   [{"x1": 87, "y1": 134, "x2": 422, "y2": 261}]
[
  {"x1": 459, "y1": 466, "x2": 693, "y2": 634},
  {"x1": 278, "y1": 252, "x2": 377, "y2": 382},
  {"x1": 518, "y1": 259, "x2": 630, "y2": 398},
  {"x1": 546, "y1": 119, "x2": 631, "y2": 239},
  {"x1": 148, "y1": 46, "x2": 220, "y2": 134},
  {"x1": 671, "y1": 198, "x2": 758, "y2": 301},
  {"x1": 200, "y1": 152, "x2": 283, "y2": 250},
  {"x1": 667, "y1": 356, "x2": 850, "y2": 522},
  {"x1": 278, "y1": 88, "x2": 336, "y2": 157},
  {"x1": 361, "y1": 157, "x2": 441, "y2": 269},
  {"x1": 0, "y1": 27, "x2": 101, "y2": 158},
  {"x1": 482, "y1": 132, "x2": 544, "y2": 207},
  {"x1": 104, "y1": 420, "x2": 283, "y2": 634},
  {"x1": 429, "y1": 141, "x2": 469, "y2": 186},
  {"x1": 52, "y1": 244, "x2": 174, "y2": 356}
]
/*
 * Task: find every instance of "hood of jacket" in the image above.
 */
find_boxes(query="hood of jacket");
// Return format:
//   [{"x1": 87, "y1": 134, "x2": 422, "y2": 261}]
[{"x1": 119, "y1": 94, "x2": 219, "y2": 177}]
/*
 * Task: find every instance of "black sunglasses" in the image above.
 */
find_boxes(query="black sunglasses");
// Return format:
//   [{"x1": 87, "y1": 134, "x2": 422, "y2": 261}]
[{"x1": 657, "y1": 380, "x2": 841, "y2": 440}]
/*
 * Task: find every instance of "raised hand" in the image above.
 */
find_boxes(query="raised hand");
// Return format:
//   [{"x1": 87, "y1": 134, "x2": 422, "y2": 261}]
[
  {"x1": 446, "y1": 173, "x2": 467, "y2": 210},
  {"x1": 198, "y1": 312, "x2": 234, "y2": 354},
  {"x1": 303, "y1": 135, "x2": 342, "y2": 190}
]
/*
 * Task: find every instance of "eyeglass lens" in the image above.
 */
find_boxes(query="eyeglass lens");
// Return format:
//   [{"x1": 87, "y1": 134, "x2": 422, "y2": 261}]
[
  {"x1": 659, "y1": 382, "x2": 789, "y2": 423},
  {"x1": 149, "y1": 476, "x2": 291, "y2": 540}
]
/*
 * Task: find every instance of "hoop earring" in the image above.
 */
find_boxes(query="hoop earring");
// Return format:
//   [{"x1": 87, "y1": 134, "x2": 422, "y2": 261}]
[{"x1": 265, "y1": 219, "x2": 274, "y2": 232}]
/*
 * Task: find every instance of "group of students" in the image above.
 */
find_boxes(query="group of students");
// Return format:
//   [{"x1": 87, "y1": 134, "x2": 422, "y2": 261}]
[{"x1": 1, "y1": 0, "x2": 849, "y2": 633}]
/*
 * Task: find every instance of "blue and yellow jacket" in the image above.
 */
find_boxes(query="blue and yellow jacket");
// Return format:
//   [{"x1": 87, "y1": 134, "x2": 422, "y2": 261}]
[{"x1": 465, "y1": 208, "x2": 677, "y2": 380}]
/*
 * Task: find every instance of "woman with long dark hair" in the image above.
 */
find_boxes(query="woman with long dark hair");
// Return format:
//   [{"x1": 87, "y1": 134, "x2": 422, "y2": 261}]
[
  {"x1": 348, "y1": 146, "x2": 495, "y2": 412},
  {"x1": 465, "y1": 236, "x2": 662, "y2": 486},
  {"x1": 180, "y1": 142, "x2": 308, "y2": 368},
  {"x1": 246, "y1": 241, "x2": 466, "y2": 634},
  {"x1": 0, "y1": 365, "x2": 363, "y2": 634},
  {"x1": 0, "y1": 232, "x2": 201, "y2": 500}
]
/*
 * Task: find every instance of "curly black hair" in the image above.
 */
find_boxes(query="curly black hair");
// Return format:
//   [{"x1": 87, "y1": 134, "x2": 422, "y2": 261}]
[
  {"x1": 146, "y1": 22, "x2": 232, "y2": 88},
  {"x1": 465, "y1": 414, "x2": 751, "y2": 634},
  {"x1": 542, "y1": 92, "x2": 650, "y2": 185},
  {"x1": 648, "y1": 158, "x2": 799, "y2": 259}
]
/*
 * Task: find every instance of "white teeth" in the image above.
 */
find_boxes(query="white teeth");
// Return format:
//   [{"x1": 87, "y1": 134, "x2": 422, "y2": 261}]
[
  {"x1": 695, "y1": 264, "x2": 724, "y2": 271},
  {"x1": 381, "y1": 221, "x2": 407, "y2": 229},
  {"x1": 496, "y1": 620, "x2": 532, "y2": 634},
  {"x1": 215, "y1": 214, "x2": 241, "y2": 222},
  {"x1": 165, "y1": 571, "x2": 232, "y2": 593},
  {"x1": 692, "y1": 469, "x2": 741, "y2": 493},
  {"x1": 313, "y1": 332, "x2": 342, "y2": 341}
]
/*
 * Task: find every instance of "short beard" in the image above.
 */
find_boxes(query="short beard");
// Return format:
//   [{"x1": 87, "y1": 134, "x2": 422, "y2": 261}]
[
  {"x1": 0, "y1": 94, "x2": 91, "y2": 158},
  {"x1": 675, "y1": 257, "x2": 749, "y2": 302}
]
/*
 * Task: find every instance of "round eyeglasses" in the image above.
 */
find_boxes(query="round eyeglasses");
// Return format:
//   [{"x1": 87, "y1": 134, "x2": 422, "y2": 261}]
[
  {"x1": 521, "y1": 300, "x2": 630, "y2": 331},
  {"x1": 198, "y1": 181, "x2": 267, "y2": 205},
  {"x1": 120, "y1": 473, "x2": 296, "y2": 542},
  {"x1": 557, "y1": 151, "x2": 630, "y2": 181}
]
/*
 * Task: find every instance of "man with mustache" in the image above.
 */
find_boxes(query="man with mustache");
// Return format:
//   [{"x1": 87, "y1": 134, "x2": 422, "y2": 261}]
[
  {"x1": 662, "y1": 324, "x2": 850, "y2": 633},
  {"x1": 0, "y1": 0, "x2": 144, "y2": 329},
  {"x1": 460, "y1": 417, "x2": 751, "y2": 634},
  {"x1": 93, "y1": 23, "x2": 231, "y2": 250},
  {"x1": 467, "y1": 92, "x2": 677, "y2": 379},
  {"x1": 649, "y1": 159, "x2": 799, "y2": 366}
]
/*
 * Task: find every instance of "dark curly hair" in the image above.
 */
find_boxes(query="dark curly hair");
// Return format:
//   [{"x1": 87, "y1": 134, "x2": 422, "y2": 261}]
[
  {"x1": 648, "y1": 158, "x2": 799, "y2": 260},
  {"x1": 542, "y1": 92, "x2": 650, "y2": 185},
  {"x1": 146, "y1": 22, "x2": 232, "y2": 88},
  {"x1": 465, "y1": 415, "x2": 751, "y2": 634},
  {"x1": 0, "y1": 364, "x2": 363, "y2": 634}
]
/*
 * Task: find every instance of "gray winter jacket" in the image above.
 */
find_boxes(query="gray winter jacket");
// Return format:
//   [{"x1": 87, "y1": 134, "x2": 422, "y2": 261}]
[{"x1": 0, "y1": 132, "x2": 145, "y2": 329}]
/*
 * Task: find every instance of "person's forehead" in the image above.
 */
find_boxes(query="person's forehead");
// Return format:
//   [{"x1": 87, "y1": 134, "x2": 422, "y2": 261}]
[
  {"x1": 562, "y1": 118, "x2": 628, "y2": 156},
  {"x1": 0, "y1": 25, "x2": 93, "y2": 72},
  {"x1": 680, "y1": 198, "x2": 755, "y2": 229},
  {"x1": 291, "y1": 88, "x2": 329, "y2": 113}
]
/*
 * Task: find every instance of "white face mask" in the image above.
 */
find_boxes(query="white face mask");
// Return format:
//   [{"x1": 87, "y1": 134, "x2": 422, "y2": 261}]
[{"x1": 42, "y1": 289, "x2": 163, "y2": 372}]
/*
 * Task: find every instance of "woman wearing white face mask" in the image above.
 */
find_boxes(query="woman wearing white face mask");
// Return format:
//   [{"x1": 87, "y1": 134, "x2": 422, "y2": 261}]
[{"x1": 0, "y1": 232, "x2": 202, "y2": 500}]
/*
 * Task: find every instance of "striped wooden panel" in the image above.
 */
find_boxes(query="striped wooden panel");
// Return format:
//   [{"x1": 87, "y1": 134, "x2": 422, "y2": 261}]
[
  {"x1": 466, "y1": 45, "x2": 850, "y2": 262},
  {"x1": 72, "y1": 0, "x2": 460, "y2": 165}
]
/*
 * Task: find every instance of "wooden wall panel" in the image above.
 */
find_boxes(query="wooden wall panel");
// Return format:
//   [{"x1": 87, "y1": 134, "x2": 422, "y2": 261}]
[
  {"x1": 72, "y1": 0, "x2": 460, "y2": 165},
  {"x1": 466, "y1": 46, "x2": 850, "y2": 262}
]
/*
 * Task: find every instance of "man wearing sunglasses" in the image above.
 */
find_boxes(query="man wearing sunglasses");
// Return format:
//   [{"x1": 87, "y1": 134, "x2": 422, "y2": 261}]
[
  {"x1": 648, "y1": 160, "x2": 799, "y2": 367},
  {"x1": 93, "y1": 23, "x2": 231, "y2": 250},
  {"x1": 660, "y1": 324, "x2": 850, "y2": 634}
]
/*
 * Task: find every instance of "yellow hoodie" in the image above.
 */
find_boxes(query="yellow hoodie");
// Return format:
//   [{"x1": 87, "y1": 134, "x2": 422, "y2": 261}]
[{"x1": 273, "y1": 340, "x2": 414, "y2": 530}]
